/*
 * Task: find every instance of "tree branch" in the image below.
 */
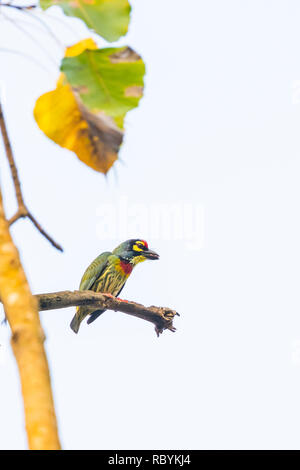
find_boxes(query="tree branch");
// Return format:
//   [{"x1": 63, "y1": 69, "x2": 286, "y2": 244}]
[
  {"x1": 0, "y1": 190, "x2": 61, "y2": 450},
  {"x1": 36, "y1": 290, "x2": 179, "y2": 337},
  {"x1": 0, "y1": 100, "x2": 63, "y2": 251},
  {"x1": 0, "y1": 3, "x2": 37, "y2": 10}
]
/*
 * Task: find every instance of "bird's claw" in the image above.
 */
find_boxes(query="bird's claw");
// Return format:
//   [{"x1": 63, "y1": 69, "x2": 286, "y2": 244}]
[{"x1": 116, "y1": 297, "x2": 129, "y2": 303}]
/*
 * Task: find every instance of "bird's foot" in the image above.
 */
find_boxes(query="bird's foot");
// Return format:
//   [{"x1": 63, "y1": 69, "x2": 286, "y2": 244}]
[{"x1": 103, "y1": 293, "x2": 128, "y2": 303}]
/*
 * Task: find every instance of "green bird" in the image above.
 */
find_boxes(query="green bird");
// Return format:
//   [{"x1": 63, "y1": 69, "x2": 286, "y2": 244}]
[{"x1": 70, "y1": 239, "x2": 159, "y2": 333}]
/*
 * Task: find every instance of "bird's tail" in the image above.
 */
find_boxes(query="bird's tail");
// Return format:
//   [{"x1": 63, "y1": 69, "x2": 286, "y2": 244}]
[
  {"x1": 86, "y1": 309, "x2": 104, "y2": 324},
  {"x1": 70, "y1": 307, "x2": 87, "y2": 334}
]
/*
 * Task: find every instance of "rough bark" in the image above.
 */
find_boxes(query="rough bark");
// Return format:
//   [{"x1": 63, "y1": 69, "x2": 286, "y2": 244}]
[{"x1": 36, "y1": 290, "x2": 179, "y2": 336}]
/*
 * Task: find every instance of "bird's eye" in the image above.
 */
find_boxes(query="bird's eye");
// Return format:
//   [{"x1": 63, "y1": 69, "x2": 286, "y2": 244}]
[{"x1": 136, "y1": 241, "x2": 147, "y2": 250}]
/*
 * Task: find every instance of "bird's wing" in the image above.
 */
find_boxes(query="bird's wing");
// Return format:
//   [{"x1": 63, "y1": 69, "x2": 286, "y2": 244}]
[
  {"x1": 79, "y1": 251, "x2": 112, "y2": 291},
  {"x1": 116, "y1": 283, "x2": 125, "y2": 298}
]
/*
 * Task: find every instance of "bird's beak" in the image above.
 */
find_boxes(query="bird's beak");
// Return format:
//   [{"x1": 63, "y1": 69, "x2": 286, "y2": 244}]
[{"x1": 144, "y1": 249, "x2": 159, "y2": 260}]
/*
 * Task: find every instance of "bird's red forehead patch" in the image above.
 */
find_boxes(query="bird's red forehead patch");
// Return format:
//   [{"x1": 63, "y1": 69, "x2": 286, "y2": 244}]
[{"x1": 140, "y1": 240, "x2": 148, "y2": 248}]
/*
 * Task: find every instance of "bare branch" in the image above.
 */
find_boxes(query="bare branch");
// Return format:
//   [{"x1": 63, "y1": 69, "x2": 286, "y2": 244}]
[
  {"x1": 0, "y1": 100, "x2": 63, "y2": 252},
  {"x1": 0, "y1": 3, "x2": 37, "y2": 11},
  {"x1": 27, "y1": 212, "x2": 63, "y2": 251},
  {"x1": 22, "y1": 8, "x2": 64, "y2": 49},
  {"x1": 0, "y1": 102, "x2": 24, "y2": 207},
  {"x1": 36, "y1": 290, "x2": 180, "y2": 337},
  {"x1": 1, "y1": 8, "x2": 60, "y2": 67},
  {"x1": 0, "y1": 48, "x2": 55, "y2": 75}
]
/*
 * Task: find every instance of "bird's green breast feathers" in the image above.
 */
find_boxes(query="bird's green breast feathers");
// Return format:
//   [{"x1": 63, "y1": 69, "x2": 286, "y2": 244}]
[{"x1": 79, "y1": 252, "x2": 138, "y2": 292}]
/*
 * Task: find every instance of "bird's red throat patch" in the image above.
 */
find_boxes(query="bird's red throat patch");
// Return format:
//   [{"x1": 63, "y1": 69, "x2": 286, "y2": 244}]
[{"x1": 119, "y1": 260, "x2": 134, "y2": 276}]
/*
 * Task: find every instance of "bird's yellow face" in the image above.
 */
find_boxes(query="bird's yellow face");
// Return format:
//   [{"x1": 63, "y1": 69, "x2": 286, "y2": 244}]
[
  {"x1": 112, "y1": 239, "x2": 159, "y2": 267},
  {"x1": 132, "y1": 240, "x2": 147, "y2": 263},
  {"x1": 131, "y1": 239, "x2": 159, "y2": 264},
  {"x1": 131, "y1": 254, "x2": 146, "y2": 265}
]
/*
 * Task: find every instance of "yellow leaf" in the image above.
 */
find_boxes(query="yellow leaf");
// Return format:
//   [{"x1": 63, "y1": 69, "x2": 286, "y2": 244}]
[
  {"x1": 34, "y1": 83, "x2": 123, "y2": 174},
  {"x1": 34, "y1": 38, "x2": 125, "y2": 174},
  {"x1": 34, "y1": 38, "x2": 145, "y2": 174},
  {"x1": 65, "y1": 38, "x2": 98, "y2": 57}
]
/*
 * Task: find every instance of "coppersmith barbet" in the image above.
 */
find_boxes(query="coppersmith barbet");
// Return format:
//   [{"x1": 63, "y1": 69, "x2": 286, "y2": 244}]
[{"x1": 70, "y1": 239, "x2": 159, "y2": 333}]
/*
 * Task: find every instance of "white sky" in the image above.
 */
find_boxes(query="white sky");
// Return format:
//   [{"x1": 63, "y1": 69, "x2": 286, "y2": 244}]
[{"x1": 1, "y1": 0, "x2": 300, "y2": 450}]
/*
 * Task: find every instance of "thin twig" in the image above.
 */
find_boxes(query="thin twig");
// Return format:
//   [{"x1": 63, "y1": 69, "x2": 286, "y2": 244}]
[
  {"x1": 0, "y1": 104, "x2": 24, "y2": 207},
  {"x1": 1, "y1": 7, "x2": 64, "y2": 49},
  {"x1": 43, "y1": 11, "x2": 82, "y2": 40},
  {"x1": 0, "y1": 48, "x2": 56, "y2": 75},
  {"x1": 0, "y1": 100, "x2": 63, "y2": 252},
  {"x1": 26, "y1": 212, "x2": 63, "y2": 251},
  {"x1": 0, "y1": 2, "x2": 80, "y2": 41},
  {"x1": 2, "y1": 11, "x2": 59, "y2": 67},
  {"x1": 36, "y1": 290, "x2": 180, "y2": 337},
  {"x1": 0, "y1": 3, "x2": 37, "y2": 11},
  {"x1": 22, "y1": 9, "x2": 64, "y2": 49}
]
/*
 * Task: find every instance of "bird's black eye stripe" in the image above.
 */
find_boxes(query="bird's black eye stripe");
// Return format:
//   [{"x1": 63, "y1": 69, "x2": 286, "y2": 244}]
[
  {"x1": 132, "y1": 241, "x2": 148, "y2": 251},
  {"x1": 137, "y1": 241, "x2": 148, "y2": 249}
]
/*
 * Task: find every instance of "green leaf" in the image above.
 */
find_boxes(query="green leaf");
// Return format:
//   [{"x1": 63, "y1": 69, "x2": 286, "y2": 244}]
[
  {"x1": 60, "y1": 46, "x2": 145, "y2": 128},
  {"x1": 40, "y1": 0, "x2": 131, "y2": 42},
  {"x1": 34, "y1": 41, "x2": 145, "y2": 174}
]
